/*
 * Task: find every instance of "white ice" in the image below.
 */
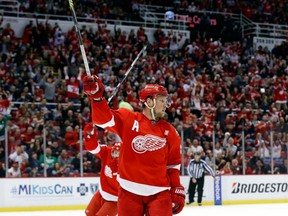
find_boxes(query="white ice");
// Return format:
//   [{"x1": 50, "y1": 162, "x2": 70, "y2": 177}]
[{"x1": 0, "y1": 203, "x2": 288, "y2": 216}]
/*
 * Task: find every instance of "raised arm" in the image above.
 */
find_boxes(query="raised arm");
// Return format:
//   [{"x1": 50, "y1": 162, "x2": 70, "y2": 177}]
[
  {"x1": 82, "y1": 75, "x2": 129, "y2": 136},
  {"x1": 203, "y1": 160, "x2": 215, "y2": 177},
  {"x1": 83, "y1": 122, "x2": 99, "y2": 154}
]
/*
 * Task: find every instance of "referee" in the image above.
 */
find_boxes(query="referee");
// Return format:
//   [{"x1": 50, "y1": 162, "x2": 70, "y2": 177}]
[{"x1": 187, "y1": 151, "x2": 215, "y2": 206}]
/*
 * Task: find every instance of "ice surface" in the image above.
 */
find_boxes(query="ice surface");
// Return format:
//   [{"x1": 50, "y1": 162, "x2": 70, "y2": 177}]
[{"x1": 0, "y1": 203, "x2": 287, "y2": 216}]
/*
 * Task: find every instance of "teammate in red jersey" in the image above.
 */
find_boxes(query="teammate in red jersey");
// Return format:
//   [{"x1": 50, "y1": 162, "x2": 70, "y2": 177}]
[
  {"x1": 83, "y1": 75, "x2": 185, "y2": 215},
  {"x1": 84, "y1": 122, "x2": 120, "y2": 216}
]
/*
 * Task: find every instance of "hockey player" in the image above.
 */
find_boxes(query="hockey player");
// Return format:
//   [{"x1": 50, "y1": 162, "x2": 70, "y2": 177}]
[
  {"x1": 83, "y1": 76, "x2": 185, "y2": 216},
  {"x1": 84, "y1": 122, "x2": 121, "y2": 216}
]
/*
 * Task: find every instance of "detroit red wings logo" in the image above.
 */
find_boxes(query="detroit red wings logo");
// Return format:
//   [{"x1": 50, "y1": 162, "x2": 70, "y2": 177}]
[{"x1": 132, "y1": 135, "x2": 166, "y2": 154}]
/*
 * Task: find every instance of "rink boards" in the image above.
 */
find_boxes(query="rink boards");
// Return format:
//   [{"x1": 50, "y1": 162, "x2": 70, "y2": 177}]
[{"x1": 0, "y1": 175, "x2": 287, "y2": 211}]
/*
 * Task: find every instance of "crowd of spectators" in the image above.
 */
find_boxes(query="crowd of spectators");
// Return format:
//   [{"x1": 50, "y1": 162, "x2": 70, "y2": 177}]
[
  {"x1": 11, "y1": 0, "x2": 135, "y2": 22},
  {"x1": 3, "y1": 1, "x2": 286, "y2": 47},
  {"x1": 5, "y1": 1, "x2": 288, "y2": 26},
  {"x1": 132, "y1": 0, "x2": 288, "y2": 26},
  {"x1": 0, "y1": 1, "x2": 287, "y2": 178}
]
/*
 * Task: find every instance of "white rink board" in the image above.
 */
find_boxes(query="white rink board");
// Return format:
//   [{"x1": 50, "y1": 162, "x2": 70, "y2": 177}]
[
  {"x1": 180, "y1": 175, "x2": 214, "y2": 203},
  {"x1": 0, "y1": 175, "x2": 287, "y2": 210},
  {"x1": 0, "y1": 177, "x2": 100, "y2": 208},
  {"x1": 222, "y1": 175, "x2": 288, "y2": 201}
]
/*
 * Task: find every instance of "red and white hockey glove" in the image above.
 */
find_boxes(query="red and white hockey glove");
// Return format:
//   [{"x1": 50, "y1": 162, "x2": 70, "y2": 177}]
[
  {"x1": 83, "y1": 122, "x2": 98, "y2": 152},
  {"x1": 109, "y1": 158, "x2": 119, "y2": 175},
  {"x1": 170, "y1": 185, "x2": 185, "y2": 214},
  {"x1": 83, "y1": 75, "x2": 105, "y2": 100}
]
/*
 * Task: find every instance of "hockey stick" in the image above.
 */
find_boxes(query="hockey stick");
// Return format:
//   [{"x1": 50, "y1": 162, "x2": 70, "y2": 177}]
[
  {"x1": 68, "y1": 0, "x2": 99, "y2": 134},
  {"x1": 68, "y1": 0, "x2": 92, "y2": 77},
  {"x1": 68, "y1": 1, "x2": 146, "y2": 103},
  {"x1": 107, "y1": 45, "x2": 147, "y2": 104}
]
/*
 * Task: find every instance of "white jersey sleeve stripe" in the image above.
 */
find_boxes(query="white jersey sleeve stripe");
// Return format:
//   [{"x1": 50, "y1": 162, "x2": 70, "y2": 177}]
[
  {"x1": 99, "y1": 181, "x2": 118, "y2": 201},
  {"x1": 167, "y1": 164, "x2": 181, "y2": 170},
  {"x1": 88, "y1": 145, "x2": 100, "y2": 154},
  {"x1": 95, "y1": 115, "x2": 115, "y2": 128}
]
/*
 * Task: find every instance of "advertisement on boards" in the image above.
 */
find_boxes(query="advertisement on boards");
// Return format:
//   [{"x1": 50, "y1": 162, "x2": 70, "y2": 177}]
[
  {"x1": 222, "y1": 175, "x2": 288, "y2": 201},
  {"x1": 0, "y1": 178, "x2": 99, "y2": 207}
]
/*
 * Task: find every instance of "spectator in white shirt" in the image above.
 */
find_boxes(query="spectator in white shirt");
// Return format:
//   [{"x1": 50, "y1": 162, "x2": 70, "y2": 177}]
[
  {"x1": 54, "y1": 28, "x2": 65, "y2": 46},
  {"x1": 185, "y1": 41, "x2": 199, "y2": 57},
  {"x1": 8, "y1": 161, "x2": 21, "y2": 177},
  {"x1": 223, "y1": 133, "x2": 237, "y2": 156},
  {"x1": 214, "y1": 142, "x2": 223, "y2": 157},
  {"x1": 230, "y1": 51, "x2": 239, "y2": 64},
  {"x1": 9, "y1": 146, "x2": 29, "y2": 165},
  {"x1": 272, "y1": 141, "x2": 281, "y2": 158},
  {"x1": 258, "y1": 141, "x2": 270, "y2": 159},
  {"x1": 187, "y1": 139, "x2": 203, "y2": 157}
]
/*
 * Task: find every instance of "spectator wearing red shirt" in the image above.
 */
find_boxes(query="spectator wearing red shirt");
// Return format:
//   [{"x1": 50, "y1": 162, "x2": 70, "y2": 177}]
[
  {"x1": 64, "y1": 125, "x2": 80, "y2": 151},
  {"x1": 242, "y1": 5, "x2": 254, "y2": 19},
  {"x1": 0, "y1": 93, "x2": 9, "y2": 116},
  {"x1": 203, "y1": 106, "x2": 215, "y2": 123},
  {"x1": 0, "y1": 62, "x2": 8, "y2": 80},
  {"x1": 126, "y1": 92, "x2": 139, "y2": 111},
  {"x1": 21, "y1": 20, "x2": 34, "y2": 44},
  {"x1": 263, "y1": 0, "x2": 272, "y2": 17},
  {"x1": 255, "y1": 114, "x2": 272, "y2": 135},
  {"x1": 194, "y1": 120, "x2": 207, "y2": 138},
  {"x1": 21, "y1": 126, "x2": 36, "y2": 149},
  {"x1": 273, "y1": 82, "x2": 287, "y2": 111},
  {"x1": 2, "y1": 23, "x2": 15, "y2": 40},
  {"x1": 67, "y1": 29, "x2": 79, "y2": 52},
  {"x1": 7, "y1": 136, "x2": 18, "y2": 155},
  {"x1": 136, "y1": 25, "x2": 146, "y2": 43},
  {"x1": 65, "y1": 75, "x2": 81, "y2": 103},
  {"x1": 182, "y1": 107, "x2": 196, "y2": 140},
  {"x1": 16, "y1": 116, "x2": 28, "y2": 133},
  {"x1": 32, "y1": 85, "x2": 44, "y2": 102},
  {"x1": 11, "y1": 128, "x2": 22, "y2": 146},
  {"x1": 220, "y1": 161, "x2": 233, "y2": 175}
]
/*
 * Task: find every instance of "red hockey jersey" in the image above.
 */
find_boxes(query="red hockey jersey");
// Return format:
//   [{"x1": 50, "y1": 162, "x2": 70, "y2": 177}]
[
  {"x1": 95, "y1": 145, "x2": 119, "y2": 201},
  {"x1": 91, "y1": 100, "x2": 181, "y2": 196}
]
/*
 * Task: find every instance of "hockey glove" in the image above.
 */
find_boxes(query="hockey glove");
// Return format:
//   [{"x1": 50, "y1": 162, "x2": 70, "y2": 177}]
[
  {"x1": 83, "y1": 75, "x2": 105, "y2": 100},
  {"x1": 171, "y1": 185, "x2": 185, "y2": 214},
  {"x1": 83, "y1": 122, "x2": 98, "y2": 152},
  {"x1": 109, "y1": 158, "x2": 119, "y2": 176}
]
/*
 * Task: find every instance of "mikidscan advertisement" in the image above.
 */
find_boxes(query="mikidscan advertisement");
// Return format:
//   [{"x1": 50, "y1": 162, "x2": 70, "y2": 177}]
[{"x1": 0, "y1": 178, "x2": 99, "y2": 207}]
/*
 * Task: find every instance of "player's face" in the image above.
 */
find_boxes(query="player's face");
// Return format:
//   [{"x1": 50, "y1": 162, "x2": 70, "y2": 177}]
[
  {"x1": 111, "y1": 149, "x2": 120, "y2": 158},
  {"x1": 154, "y1": 95, "x2": 169, "y2": 118}
]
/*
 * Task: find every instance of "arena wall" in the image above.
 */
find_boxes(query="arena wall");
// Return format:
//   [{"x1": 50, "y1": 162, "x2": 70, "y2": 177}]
[{"x1": 0, "y1": 175, "x2": 287, "y2": 211}]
